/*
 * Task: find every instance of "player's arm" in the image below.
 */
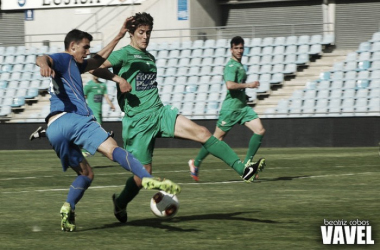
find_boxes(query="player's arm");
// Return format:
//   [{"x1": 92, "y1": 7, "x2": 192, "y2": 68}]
[
  {"x1": 84, "y1": 17, "x2": 133, "y2": 72},
  {"x1": 36, "y1": 55, "x2": 55, "y2": 77},
  {"x1": 91, "y1": 61, "x2": 132, "y2": 93},
  {"x1": 104, "y1": 94, "x2": 115, "y2": 111},
  {"x1": 225, "y1": 80, "x2": 260, "y2": 90}
]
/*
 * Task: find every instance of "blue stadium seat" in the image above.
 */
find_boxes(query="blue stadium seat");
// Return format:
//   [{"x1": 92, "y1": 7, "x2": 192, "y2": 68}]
[
  {"x1": 157, "y1": 42, "x2": 169, "y2": 51},
  {"x1": 345, "y1": 52, "x2": 357, "y2": 61},
  {"x1": 262, "y1": 37, "x2": 274, "y2": 47},
  {"x1": 168, "y1": 41, "x2": 180, "y2": 50},
  {"x1": 0, "y1": 105, "x2": 12, "y2": 117},
  {"x1": 4, "y1": 46, "x2": 16, "y2": 56},
  {"x1": 192, "y1": 40, "x2": 204, "y2": 49},
  {"x1": 180, "y1": 40, "x2": 192, "y2": 50},
  {"x1": 271, "y1": 73, "x2": 284, "y2": 84},
  {"x1": 216, "y1": 39, "x2": 228, "y2": 48},
  {"x1": 191, "y1": 49, "x2": 203, "y2": 58},
  {"x1": 166, "y1": 58, "x2": 178, "y2": 68},
  {"x1": 11, "y1": 96, "x2": 25, "y2": 107},
  {"x1": 310, "y1": 34, "x2": 322, "y2": 45},
  {"x1": 203, "y1": 48, "x2": 214, "y2": 58},
  {"x1": 309, "y1": 44, "x2": 322, "y2": 55},
  {"x1": 357, "y1": 42, "x2": 371, "y2": 52},
  {"x1": 371, "y1": 42, "x2": 380, "y2": 52},
  {"x1": 213, "y1": 57, "x2": 226, "y2": 66},
  {"x1": 285, "y1": 45, "x2": 297, "y2": 54},
  {"x1": 274, "y1": 37, "x2": 286, "y2": 46},
  {"x1": 356, "y1": 79, "x2": 369, "y2": 89},
  {"x1": 285, "y1": 36, "x2": 297, "y2": 46},
  {"x1": 285, "y1": 54, "x2": 297, "y2": 64},
  {"x1": 370, "y1": 32, "x2": 380, "y2": 42},
  {"x1": 260, "y1": 64, "x2": 272, "y2": 74},
  {"x1": 248, "y1": 47, "x2": 261, "y2": 56},
  {"x1": 272, "y1": 55, "x2": 285, "y2": 65},
  {"x1": 204, "y1": 39, "x2": 216, "y2": 49},
  {"x1": 322, "y1": 34, "x2": 335, "y2": 45},
  {"x1": 249, "y1": 38, "x2": 262, "y2": 47},
  {"x1": 358, "y1": 52, "x2": 371, "y2": 61},
  {"x1": 214, "y1": 48, "x2": 227, "y2": 58},
  {"x1": 283, "y1": 63, "x2": 297, "y2": 75},
  {"x1": 168, "y1": 50, "x2": 180, "y2": 59},
  {"x1": 297, "y1": 35, "x2": 310, "y2": 45},
  {"x1": 178, "y1": 58, "x2": 190, "y2": 68},
  {"x1": 260, "y1": 55, "x2": 272, "y2": 65},
  {"x1": 273, "y1": 46, "x2": 285, "y2": 55}
]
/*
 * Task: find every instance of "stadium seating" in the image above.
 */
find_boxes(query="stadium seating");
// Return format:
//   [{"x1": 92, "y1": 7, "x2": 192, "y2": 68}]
[
  {"x1": 5, "y1": 31, "x2": 377, "y2": 121},
  {"x1": 265, "y1": 31, "x2": 380, "y2": 118}
]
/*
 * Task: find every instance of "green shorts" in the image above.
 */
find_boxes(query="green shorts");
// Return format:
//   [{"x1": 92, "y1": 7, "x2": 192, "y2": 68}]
[
  {"x1": 217, "y1": 106, "x2": 259, "y2": 132},
  {"x1": 122, "y1": 105, "x2": 179, "y2": 164}
]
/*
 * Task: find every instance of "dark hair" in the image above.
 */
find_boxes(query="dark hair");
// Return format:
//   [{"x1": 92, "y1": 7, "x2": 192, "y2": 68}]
[
  {"x1": 230, "y1": 36, "x2": 245, "y2": 48},
  {"x1": 64, "y1": 29, "x2": 93, "y2": 50},
  {"x1": 127, "y1": 12, "x2": 154, "y2": 34}
]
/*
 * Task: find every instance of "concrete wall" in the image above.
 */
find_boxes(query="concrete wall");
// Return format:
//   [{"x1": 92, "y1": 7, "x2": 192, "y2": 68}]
[
  {"x1": 2, "y1": 117, "x2": 379, "y2": 151},
  {"x1": 24, "y1": 0, "x2": 193, "y2": 49}
]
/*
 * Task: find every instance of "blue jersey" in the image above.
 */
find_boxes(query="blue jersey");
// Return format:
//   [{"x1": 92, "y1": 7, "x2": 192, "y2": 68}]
[{"x1": 47, "y1": 53, "x2": 92, "y2": 120}]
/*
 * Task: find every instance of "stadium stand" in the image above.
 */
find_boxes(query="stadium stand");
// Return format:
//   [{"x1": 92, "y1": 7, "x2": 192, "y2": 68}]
[
  {"x1": 2, "y1": 31, "x2": 379, "y2": 122},
  {"x1": 262, "y1": 32, "x2": 380, "y2": 117}
]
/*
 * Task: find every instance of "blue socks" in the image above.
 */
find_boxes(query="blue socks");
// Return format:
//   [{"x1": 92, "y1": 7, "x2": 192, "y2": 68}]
[
  {"x1": 66, "y1": 175, "x2": 92, "y2": 210},
  {"x1": 112, "y1": 147, "x2": 152, "y2": 179}
]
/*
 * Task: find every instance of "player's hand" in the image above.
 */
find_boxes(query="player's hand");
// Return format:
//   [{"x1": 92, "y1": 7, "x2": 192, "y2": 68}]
[
  {"x1": 119, "y1": 16, "x2": 135, "y2": 37},
  {"x1": 247, "y1": 81, "x2": 260, "y2": 88},
  {"x1": 39, "y1": 65, "x2": 55, "y2": 78},
  {"x1": 118, "y1": 78, "x2": 132, "y2": 93}
]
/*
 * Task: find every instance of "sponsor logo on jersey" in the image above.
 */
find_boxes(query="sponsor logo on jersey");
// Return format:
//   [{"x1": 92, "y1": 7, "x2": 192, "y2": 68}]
[{"x1": 135, "y1": 72, "x2": 157, "y2": 91}]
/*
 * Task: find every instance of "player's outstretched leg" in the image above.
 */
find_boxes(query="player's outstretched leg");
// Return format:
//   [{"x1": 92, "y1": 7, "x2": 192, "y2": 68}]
[
  {"x1": 141, "y1": 177, "x2": 181, "y2": 195},
  {"x1": 188, "y1": 159, "x2": 199, "y2": 182},
  {"x1": 241, "y1": 158, "x2": 266, "y2": 182},
  {"x1": 60, "y1": 202, "x2": 76, "y2": 232}
]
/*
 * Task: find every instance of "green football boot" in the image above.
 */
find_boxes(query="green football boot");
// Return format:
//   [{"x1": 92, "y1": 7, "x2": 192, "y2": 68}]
[
  {"x1": 142, "y1": 177, "x2": 181, "y2": 195},
  {"x1": 60, "y1": 202, "x2": 76, "y2": 232},
  {"x1": 242, "y1": 158, "x2": 266, "y2": 182}
]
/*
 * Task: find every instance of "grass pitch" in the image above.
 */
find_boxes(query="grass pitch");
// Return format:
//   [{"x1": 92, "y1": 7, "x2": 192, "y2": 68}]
[{"x1": 0, "y1": 147, "x2": 379, "y2": 250}]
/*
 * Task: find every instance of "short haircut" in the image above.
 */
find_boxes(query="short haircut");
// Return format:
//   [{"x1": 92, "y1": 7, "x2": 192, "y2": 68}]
[
  {"x1": 64, "y1": 29, "x2": 93, "y2": 50},
  {"x1": 127, "y1": 12, "x2": 154, "y2": 33},
  {"x1": 230, "y1": 36, "x2": 245, "y2": 48}
]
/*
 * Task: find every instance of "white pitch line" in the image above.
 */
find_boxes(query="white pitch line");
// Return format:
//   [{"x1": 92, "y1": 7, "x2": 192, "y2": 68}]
[{"x1": 1, "y1": 172, "x2": 377, "y2": 194}]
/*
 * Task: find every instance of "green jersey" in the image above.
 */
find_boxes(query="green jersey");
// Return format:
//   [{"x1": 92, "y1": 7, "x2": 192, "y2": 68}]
[
  {"x1": 221, "y1": 58, "x2": 247, "y2": 110},
  {"x1": 108, "y1": 45, "x2": 162, "y2": 117},
  {"x1": 83, "y1": 80, "x2": 108, "y2": 115}
]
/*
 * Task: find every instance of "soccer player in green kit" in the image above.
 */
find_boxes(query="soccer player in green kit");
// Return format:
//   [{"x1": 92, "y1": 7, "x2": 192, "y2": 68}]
[
  {"x1": 92, "y1": 13, "x2": 265, "y2": 223},
  {"x1": 189, "y1": 36, "x2": 266, "y2": 182},
  {"x1": 84, "y1": 75, "x2": 115, "y2": 124}
]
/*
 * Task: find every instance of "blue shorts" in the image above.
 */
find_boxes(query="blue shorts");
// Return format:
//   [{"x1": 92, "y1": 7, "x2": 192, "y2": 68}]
[{"x1": 46, "y1": 113, "x2": 109, "y2": 171}]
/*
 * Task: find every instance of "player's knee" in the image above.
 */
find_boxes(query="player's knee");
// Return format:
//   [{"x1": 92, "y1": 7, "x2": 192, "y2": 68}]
[
  {"x1": 256, "y1": 127, "x2": 266, "y2": 136},
  {"x1": 198, "y1": 126, "x2": 212, "y2": 141}
]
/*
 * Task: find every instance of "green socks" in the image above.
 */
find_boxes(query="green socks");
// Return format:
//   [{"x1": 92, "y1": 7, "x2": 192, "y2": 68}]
[
  {"x1": 194, "y1": 146, "x2": 209, "y2": 168},
  {"x1": 203, "y1": 136, "x2": 245, "y2": 175},
  {"x1": 243, "y1": 134, "x2": 263, "y2": 164},
  {"x1": 115, "y1": 176, "x2": 141, "y2": 209}
]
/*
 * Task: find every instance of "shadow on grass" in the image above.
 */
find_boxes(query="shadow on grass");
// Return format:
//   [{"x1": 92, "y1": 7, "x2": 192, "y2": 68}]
[
  {"x1": 82, "y1": 211, "x2": 280, "y2": 232},
  {"x1": 92, "y1": 165, "x2": 119, "y2": 169},
  {"x1": 259, "y1": 176, "x2": 310, "y2": 182}
]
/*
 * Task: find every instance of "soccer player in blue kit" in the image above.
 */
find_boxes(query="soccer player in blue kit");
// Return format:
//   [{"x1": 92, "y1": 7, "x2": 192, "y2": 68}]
[{"x1": 36, "y1": 17, "x2": 180, "y2": 232}]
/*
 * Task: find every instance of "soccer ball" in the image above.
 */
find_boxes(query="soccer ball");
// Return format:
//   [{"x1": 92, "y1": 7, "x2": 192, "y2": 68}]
[{"x1": 150, "y1": 191, "x2": 179, "y2": 218}]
